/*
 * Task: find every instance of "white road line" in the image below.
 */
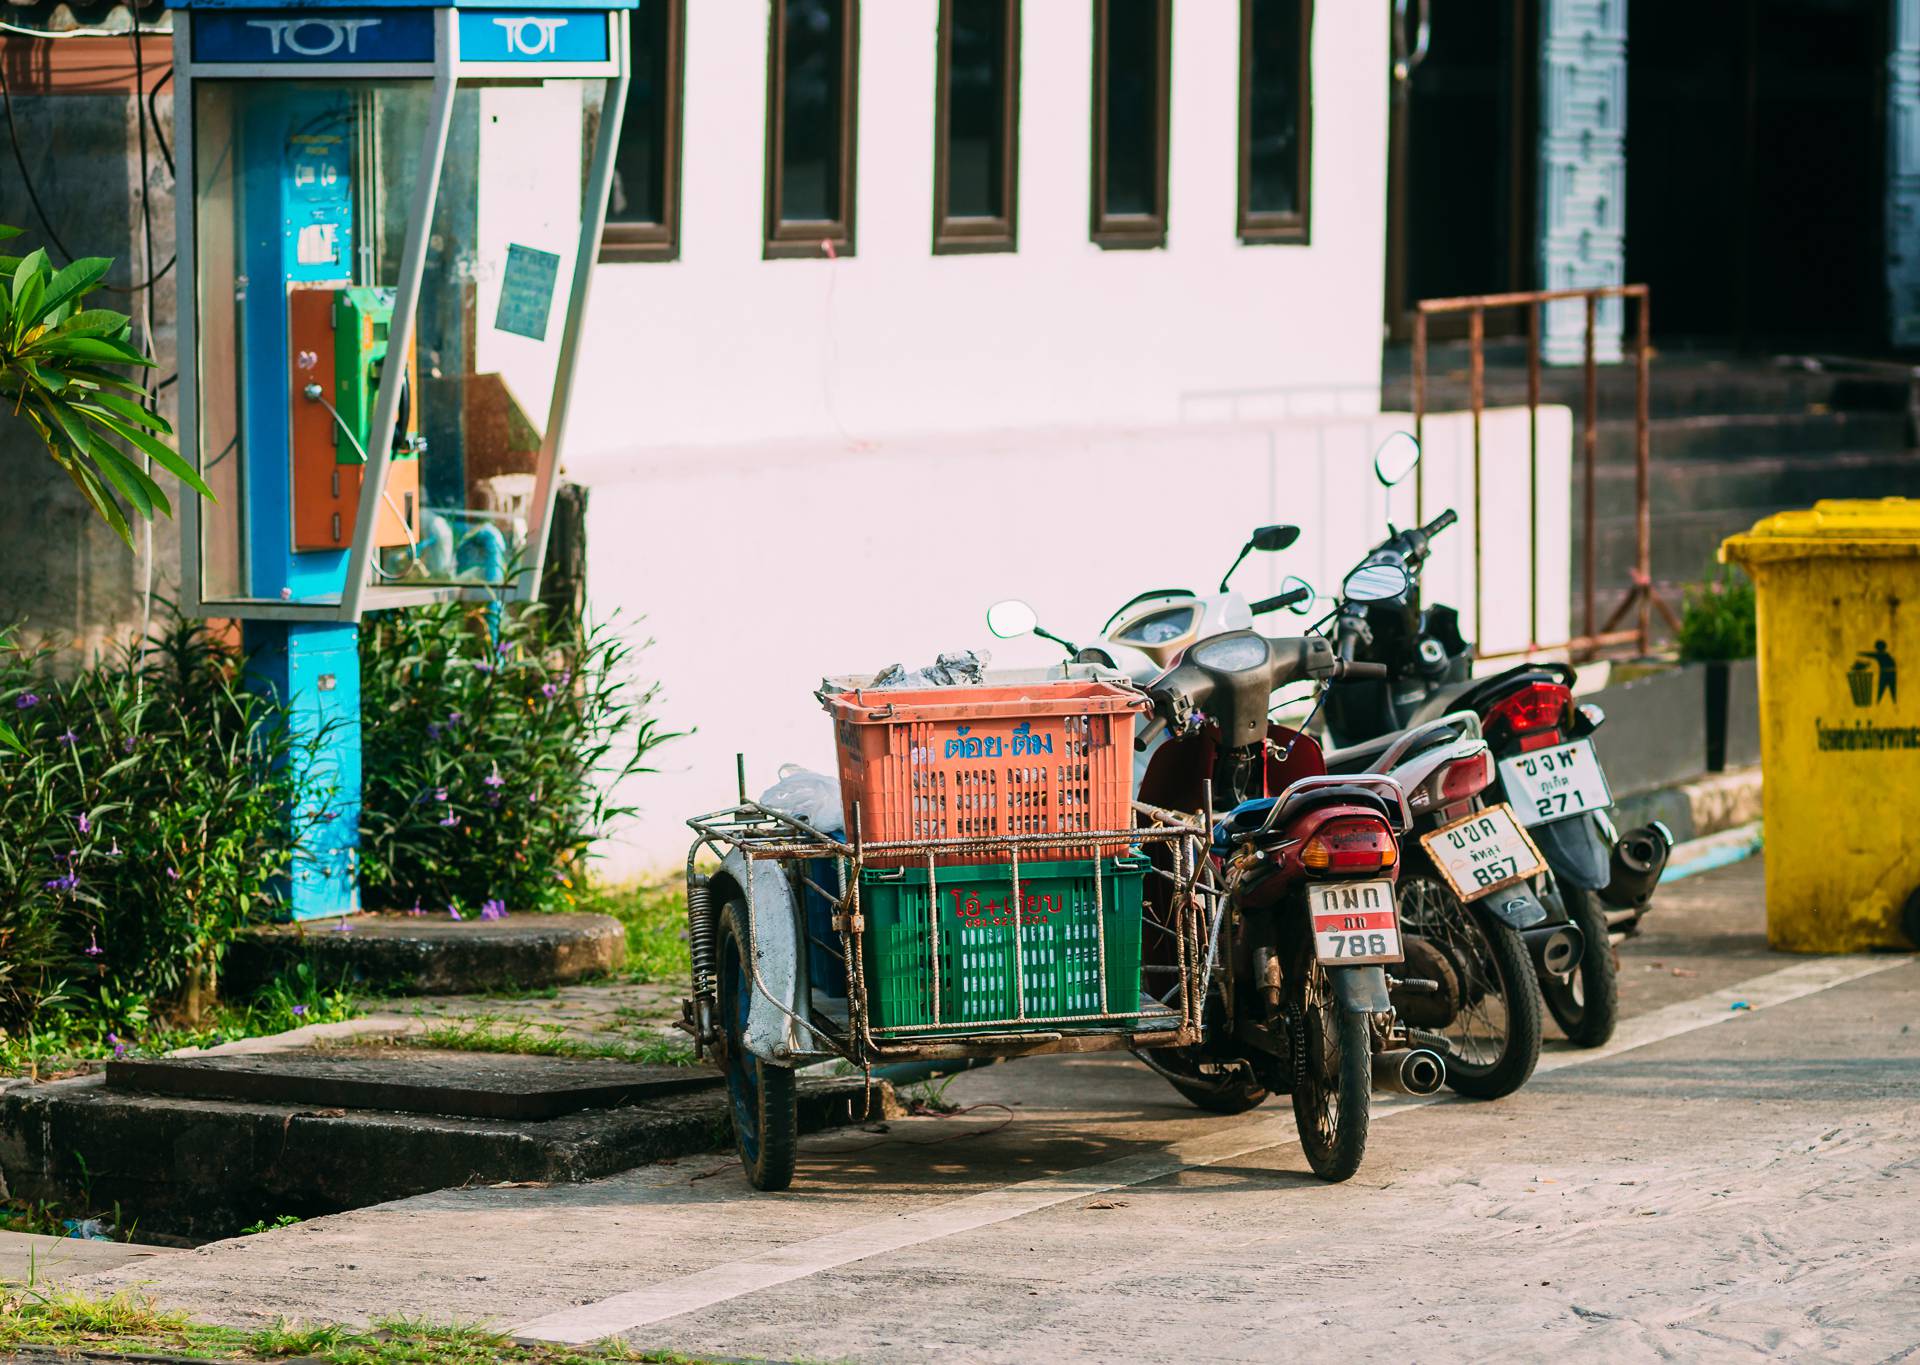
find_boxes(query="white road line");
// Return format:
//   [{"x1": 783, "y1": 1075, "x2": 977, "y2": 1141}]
[{"x1": 511, "y1": 953, "x2": 1911, "y2": 1345}]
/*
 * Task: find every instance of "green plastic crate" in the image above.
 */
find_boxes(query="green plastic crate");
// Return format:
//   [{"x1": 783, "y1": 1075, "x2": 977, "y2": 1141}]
[{"x1": 858, "y1": 856, "x2": 1147, "y2": 1033}]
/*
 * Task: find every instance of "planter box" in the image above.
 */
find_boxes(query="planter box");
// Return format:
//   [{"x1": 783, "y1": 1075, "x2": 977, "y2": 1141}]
[
  {"x1": 1587, "y1": 663, "x2": 1709, "y2": 799},
  {"x1": 1705, "y1": 657, "x2": 1761, "y2": 772}
]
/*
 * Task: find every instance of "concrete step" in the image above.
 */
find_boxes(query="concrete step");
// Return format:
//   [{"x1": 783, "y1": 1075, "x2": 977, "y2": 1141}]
[
  {"x1": 0, "y1": 1058, "x2": 891, "y2": 1242},
  {"x1": 1585, "y1": 449, "x2": 1920, "y2": 521},
  {"x1": 1597, "y1": 410, "x2": 1914, "y2": 462}
]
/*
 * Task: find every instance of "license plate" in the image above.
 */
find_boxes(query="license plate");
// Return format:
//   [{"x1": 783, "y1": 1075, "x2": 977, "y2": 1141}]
[
  {"x1": 1308, "y1": 880, "x2": 1403, "y2": 964},
  {"x1": 1420, "y1": 802, "x2": 1546, "y2": 900},
  {"x1": 1498, "y1": 738, "x2": 1613, "y2": 827}
]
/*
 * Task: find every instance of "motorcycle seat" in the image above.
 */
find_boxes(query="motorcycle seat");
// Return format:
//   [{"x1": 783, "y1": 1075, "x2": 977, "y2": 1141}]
[{"x1": 1321, "y1": 734, "x2": 1397, "y2": 775}]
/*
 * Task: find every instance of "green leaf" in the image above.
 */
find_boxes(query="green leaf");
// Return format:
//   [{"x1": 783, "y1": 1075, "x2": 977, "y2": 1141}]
[
  {"x1": 90, "y1": 438, "x2": 172, "y2": 520},
  {"x1": 0, "y1": 225, "x2": 22, "y2": 242},
  {"x1": 27, "y1": 335, "x2": 151, "y2": 366},
  {"x1": 62, "y1": 364, "x2": 149, "y2": 396},
  {"x1": 59, "y1": 458, "x2": 134, "y2": 548},
  {"x1": 77, "y1": 408, "x2": 213, "y2": 501},
  {"x1": 87, "y1": 391, "x2": 172, "y2": 436},
  {"x1": 53, "y1": 308, "x2": 133, "y2": 340},
  {"x1": 11, "y1": 247, "x2": 47, "y2": 319},
  {"x1": 38, "y1": 257, "x2": 110, "y2": 321},
  {"x1": 0, "y1": 717, "x2": 21, "y2": 754}
]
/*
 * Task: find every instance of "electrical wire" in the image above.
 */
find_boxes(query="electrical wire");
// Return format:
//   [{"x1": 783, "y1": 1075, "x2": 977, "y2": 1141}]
[{"x1": 130, "y1": 22, "x2": 159, "y2": 697}]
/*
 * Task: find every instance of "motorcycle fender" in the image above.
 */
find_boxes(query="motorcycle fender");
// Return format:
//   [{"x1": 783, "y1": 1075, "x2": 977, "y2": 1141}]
[
  {"x1": 719, "y1": 850, "x2": 820, "y2": 1065},
  {"x1": 1330, "y1": 965, "x2": 1392, "y2": 1017},
  {"x1": 1528, "y1": 811, "x2": 1613, "y2": 891},
  {"x1": 1479, "y1": 885, "x2": 1550, "y2": 930}
]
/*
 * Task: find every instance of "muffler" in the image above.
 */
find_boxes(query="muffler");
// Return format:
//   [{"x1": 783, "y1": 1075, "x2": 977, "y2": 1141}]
[
  {"x1": 1522, "y1": 921, "x2": 1584, "y2": 977},
  {"x1": 1598, "y1": 821, "x2": 1675, "y2": 909},
  {"x1": 1372, "y1": 1048, "x2": 1446, "y2": 1097}
]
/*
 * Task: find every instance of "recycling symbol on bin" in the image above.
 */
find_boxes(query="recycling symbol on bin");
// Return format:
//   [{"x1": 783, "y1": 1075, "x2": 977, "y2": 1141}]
[{"x1": 1847, "y1": 641, "x2": 1897, "y2": 708}]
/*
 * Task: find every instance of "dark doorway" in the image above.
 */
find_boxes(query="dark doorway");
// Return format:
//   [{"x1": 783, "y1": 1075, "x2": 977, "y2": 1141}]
[
  {"x1": 1385, "y1": 0, "x2": 1537, "y2": 339},
  {"x1": 1628, "y1": 0, "x2": 1887, "y2": 348}
]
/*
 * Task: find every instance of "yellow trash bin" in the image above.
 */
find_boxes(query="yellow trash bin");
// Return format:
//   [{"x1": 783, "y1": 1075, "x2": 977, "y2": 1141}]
[{"x1": 1721, "y1": 498, "x2": 1920, "y2": 952}]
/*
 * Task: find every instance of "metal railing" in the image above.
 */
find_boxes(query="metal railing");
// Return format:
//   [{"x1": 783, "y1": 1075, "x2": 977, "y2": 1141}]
[{"x1": 1410, "y1": 284, "x2": 1680, "y2": 659}]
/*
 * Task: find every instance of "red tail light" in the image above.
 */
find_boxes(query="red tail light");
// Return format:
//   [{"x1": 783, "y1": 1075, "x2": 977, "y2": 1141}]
[
  {"x1": 1434, "y1": 751, "x2": 1493, "y2": 804},
  {"x1": 1487, "y1": 681, "x2": 1572, "y2": 738},
  {"x1": 1302, "y1": 817, "x2": 1398, "y2": 873}
]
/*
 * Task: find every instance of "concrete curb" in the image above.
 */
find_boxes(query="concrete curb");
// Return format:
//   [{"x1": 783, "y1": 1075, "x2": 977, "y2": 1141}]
[{"x1": 1615, "y1": 765, "x2": 1761, "y2": 844}]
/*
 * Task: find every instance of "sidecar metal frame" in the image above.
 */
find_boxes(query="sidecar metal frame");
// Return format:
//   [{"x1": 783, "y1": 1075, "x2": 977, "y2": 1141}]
[{"x1": 683, "y1": 799, "x2": 1218, "y2": 1071}]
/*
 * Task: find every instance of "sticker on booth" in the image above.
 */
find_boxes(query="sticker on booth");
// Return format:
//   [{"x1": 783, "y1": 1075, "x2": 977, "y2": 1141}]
[{"x1": 494, "y1": 244, "x2": 561, "y2": 341}]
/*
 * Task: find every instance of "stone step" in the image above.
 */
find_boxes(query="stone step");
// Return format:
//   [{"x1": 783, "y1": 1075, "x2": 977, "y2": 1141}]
[
  {"x1": 1583, "y1": 449, "x2": 1920, "y2": 521},
  {"x1": 1600, "y1": 410, "x2": 1914, "y2": 462}
]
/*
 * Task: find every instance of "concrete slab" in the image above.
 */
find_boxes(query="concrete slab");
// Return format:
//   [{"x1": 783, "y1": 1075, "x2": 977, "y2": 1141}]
[
  {"x1": 0, "y1": 1230, "x2": 178, "y2": 1288},
  {"x1": 107, "y1": 1049, "x2": 719, "y2": 1121},
  {"x1": 221, "y1": 912, "x2": 627, "y2": 997}
]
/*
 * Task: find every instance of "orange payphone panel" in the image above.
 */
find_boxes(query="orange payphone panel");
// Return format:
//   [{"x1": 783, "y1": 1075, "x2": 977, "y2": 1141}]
[{"x1": 289, "y1": 286, "x2": 420, "y2": 553}]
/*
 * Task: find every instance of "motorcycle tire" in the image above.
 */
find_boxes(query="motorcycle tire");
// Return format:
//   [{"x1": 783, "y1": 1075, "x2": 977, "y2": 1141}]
[
  {"x1": 1536, "y1": 874, "x2": 1619, "y2": 1049},
  {"x1": 718, "y1": 899, "x2": 798, "y2": 1192},
  {"x1": 1287, "y1": 948, "x2": 1371, "y2": 1182},
  {"x1": 1398, "y1": 875, "x2": 1541, "y2": 1101}
]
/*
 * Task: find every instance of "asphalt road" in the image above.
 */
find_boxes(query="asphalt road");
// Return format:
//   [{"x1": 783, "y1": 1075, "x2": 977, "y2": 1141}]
[{"x1": 76, "y1": 855, "x2": 1920, "y2": 1363}]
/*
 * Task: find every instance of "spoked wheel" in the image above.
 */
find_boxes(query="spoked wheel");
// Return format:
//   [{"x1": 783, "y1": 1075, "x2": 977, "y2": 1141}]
[
  {"x1": 1287, "y1": 946, "x2": 1371, "y2": 1182},
  {"x1": 1535, "y1": 871, "x2": 1619, "y2": 1048},
  {"x1": 1396, "y1": 875, "x2": 1541, "y2": 1100},
  {"x1": 717, "y1": 899, "x2": 797, "y2": 1192}
]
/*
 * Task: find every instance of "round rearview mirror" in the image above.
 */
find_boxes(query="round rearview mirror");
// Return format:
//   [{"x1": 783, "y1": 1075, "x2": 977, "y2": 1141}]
[
  {"x1": 1344, "y1": 561, "x2": 1412, "y2": 603},
  {"x1": 986, "y1": 599, "x2": 1039, "y2": 640},
  {"x1": 1373, "y1": 431, "x2": 1421, "y2": 488},
  {"x1": 1279, "y1": 574, "x2": 1316, "y2": 615}
]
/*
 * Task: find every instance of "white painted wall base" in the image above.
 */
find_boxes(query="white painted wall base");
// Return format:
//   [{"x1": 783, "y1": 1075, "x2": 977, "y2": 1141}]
[{"x1": 583, "y1": 405, "x2": 1571, "y2": 874}]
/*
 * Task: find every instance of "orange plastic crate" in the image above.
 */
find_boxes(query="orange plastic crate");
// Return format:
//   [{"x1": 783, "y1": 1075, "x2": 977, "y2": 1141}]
[{"x1": 823, "y1": 680, "x2": 1146, "y2": 866}]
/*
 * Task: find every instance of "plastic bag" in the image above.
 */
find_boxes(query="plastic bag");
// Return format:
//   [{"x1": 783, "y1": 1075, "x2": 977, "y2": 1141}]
[
  {"x1": 868, "y1": 650, "x2": 990, "y2": 690},
  {"x1": 759, "y1": 764, "x2": 845, "y2": 834}
]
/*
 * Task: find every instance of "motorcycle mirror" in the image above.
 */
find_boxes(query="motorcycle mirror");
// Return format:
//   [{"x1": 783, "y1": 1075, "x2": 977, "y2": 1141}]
[
  {"x1": 1343, "y1": 561, "x2": 1412, "y2": 603},
  {"x1": 1251, "y1": 524, "x2": 1300, "y2": 553},
  {"x1": 986, "y1": 599, "x2": 1039, "y2": 640},
  {"x1": 1373, "y1": 432, "x2": 1421, "y2": 487},
  {"x1": 1279, "y1": 574, "x2": 1316, "y2": 614}
]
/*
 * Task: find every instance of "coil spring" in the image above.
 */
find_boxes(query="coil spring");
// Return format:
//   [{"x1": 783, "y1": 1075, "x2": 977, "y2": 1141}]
[{"x1": 686, "y1": 873, "x2": 717, "y2": 997}]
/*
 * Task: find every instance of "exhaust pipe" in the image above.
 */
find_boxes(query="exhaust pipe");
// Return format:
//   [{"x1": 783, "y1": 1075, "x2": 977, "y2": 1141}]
[
  {"x1": 1598, "y1": 821, "x2": 1675, "y2": 909},
  {"x1": 1373, "y1": 1048, "x2": 1446, "y2": 1097},
  {"x1": 1522, "y1": 922, "x2": 1584, "y2": 977}
]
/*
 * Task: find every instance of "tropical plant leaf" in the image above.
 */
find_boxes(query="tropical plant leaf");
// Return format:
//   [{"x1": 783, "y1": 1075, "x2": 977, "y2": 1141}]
[
  {"x1": 90, "y1": 438, "x2": 173, "y2": 519},
  {"x1": 87, "y1": 391, "x2": 173, "y2": 435},
  {"x1": 78, "y1": 408, "x2": 215, "y2": 501},
  {"x1": 37, "y1": 258, "x2": 111, "y2": 322},
  {"x1": 0, "y1": 224, "x2": 22, "y2": 241}
]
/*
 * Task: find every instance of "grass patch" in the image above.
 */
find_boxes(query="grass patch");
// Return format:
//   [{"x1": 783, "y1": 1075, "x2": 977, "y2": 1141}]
[
  {"x1": 415, "y1": 1015, "x2": 696, "y2": 1068},
  {"x1": 577, "y1": 879, "x2": 690, "y2": 986},
  {"x1": 0, "y1": 1284, "x2": 722, "y2": 1362}
]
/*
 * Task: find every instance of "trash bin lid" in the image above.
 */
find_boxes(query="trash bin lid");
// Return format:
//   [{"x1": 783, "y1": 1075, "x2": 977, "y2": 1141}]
[{"x1": 1721, "y1": 498, "x2": 1920, "y2": 565}]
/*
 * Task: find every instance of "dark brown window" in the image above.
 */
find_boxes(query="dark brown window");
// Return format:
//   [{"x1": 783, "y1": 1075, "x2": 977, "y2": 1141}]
[
  {"x1": 1091, "y1": 0, "x2": 1171, "y2": 249},
  {"x1": 601, "y1": 0, "x2": 685, "y2": 263},
  {"x1": 765, "y1": 0, "x2": 860, "y2": 259},
  {"x1": 934, "y1": 0, "x2": 1020, "y2": 254},
  {"x1": 1239, "y1": 0, "x2": 1311, "y2": 244}
]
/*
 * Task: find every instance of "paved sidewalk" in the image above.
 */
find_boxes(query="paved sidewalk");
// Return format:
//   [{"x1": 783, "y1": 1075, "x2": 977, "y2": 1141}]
[
  {"x1": 69, "y1": 854, "x2": 1920, "y2": 1362},
  {"x1": 0, "y1": 1230, "x2": 178, "y2": 1288}
]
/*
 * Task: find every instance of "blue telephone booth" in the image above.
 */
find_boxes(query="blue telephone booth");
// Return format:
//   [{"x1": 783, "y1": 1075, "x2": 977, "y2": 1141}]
[{"x1": 169, "y1": 0, "x2": 631, "y2": 918}]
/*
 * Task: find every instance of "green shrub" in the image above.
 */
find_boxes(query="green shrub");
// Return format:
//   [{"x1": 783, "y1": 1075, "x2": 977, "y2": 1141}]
[
  {"x1": 357, "y1": 601, "x2": 679, "y2": 916},
  {"x1": 0, "y1": 613, "x2": 307, "y2": 1038},
  {"x1": 1676, "y1": 565, "x2": 1757, "y2": 662}
]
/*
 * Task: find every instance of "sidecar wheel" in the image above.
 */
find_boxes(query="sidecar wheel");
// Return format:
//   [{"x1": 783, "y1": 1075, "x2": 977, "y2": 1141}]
[{"x1": 718, "y1": 899, "x2": 797, "y2": 1192}]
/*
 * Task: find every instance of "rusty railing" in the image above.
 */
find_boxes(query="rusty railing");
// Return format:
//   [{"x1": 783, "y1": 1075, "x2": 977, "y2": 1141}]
[{"x1": 1411, "y1": 284, "x2": 1680, "y2": 659}]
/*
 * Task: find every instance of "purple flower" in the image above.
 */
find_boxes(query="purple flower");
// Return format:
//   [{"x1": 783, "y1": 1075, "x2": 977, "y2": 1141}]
[
  {"x1": 448, "y1": 905, "x2": 463, "y2": 921},
  {"x1": 56, "y1": 729, "x2": 78, "y2": 746},
  {"x1": 434, "y1": 787, "x2": 449, "y2": 803},
  {"x1": 166, "y1": 866, "x2": 179, "y2": 881},
  {"x1": 495, "y1": 640, "x2": 511, "y2": 658},
  {"x1": 480, "y1": 898, "x2": 507, "y2": 921},
  {"x1": 108, "y1": 1032, "x2": 127, "y2": 1060},
  {"x1": 483, "y1": 768, "x2": 505, "y2": 789},
  {"x1": 121, "y1": 735, "x2": 137, "y2": 754},
  {"x1": 448, "y1": 711, "x2": 463, "y2": 725},
  {"x1": 15, "y1": 693, "x2": 38, "y2": 710},
  {"x1": 333, "y1": 918, "x2": 352, "y2": 934},
  {"x1": 473, "y1": 662, "x2": 494, "y2": 675},
  {"x1": 558, "y1": 671, "x2": 572, "y2": 688},
  {"x1": 426, "y1": 723, "x2": 443, "y2": 742},
  {"x1": 43, "y1": 873, "x2": 77, "y2": 892},
  {"x1": 291, "y1": 1004, "x2": 308, "y2": 1018},
  {"x1": 83, "y1": 931, "x2": 102, "y2": 957},
  {"x1": 540, "y1": 682, "x2": 558, "y2": 700},
  {"x1": 439, "y1": 814, "x2": 461, "y2": 828},
  {"x1": 408, "y1": 898, "x2": 424, "y2": 917},
  {"x1": 75, "y1": 813, "x2": 90, "y2": 835}
]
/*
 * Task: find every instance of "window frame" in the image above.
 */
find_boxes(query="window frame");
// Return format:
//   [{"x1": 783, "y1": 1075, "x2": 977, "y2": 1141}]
[
  {"x1": 932, "y1": 0, "x2": 1021, "y2": 255},
  {"x1": 1237, "y1": 0, "x2": 1313, "y2": 246},
  {"x1": 1089, "y1": 0, "x2": 1172, "y2": 250},
  {"x1": 599, "y1": 0, "x2": 687, "y2": 264},
  {"x1": 764, "y1": 0, "x2": 861, "y2": 260}
]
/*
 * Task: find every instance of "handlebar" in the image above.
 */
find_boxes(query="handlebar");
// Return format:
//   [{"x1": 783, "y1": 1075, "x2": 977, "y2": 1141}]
[
  {"x1": 1137, "y1": 714, "x2": 1169, "y2": 749},
  {"x1": 1422, "y1": 508, "x2": 1458, "y2": 538},
  {"x1": 1333, "y1": 659, "x2": 1387, "y2": 681},
  {"x1": 1250, "y1": 585, "x2": 1312, "y2": 616}
]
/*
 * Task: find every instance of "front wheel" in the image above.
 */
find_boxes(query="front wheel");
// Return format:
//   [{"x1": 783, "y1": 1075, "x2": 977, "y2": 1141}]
[
  {"x1": 718, "y1": 899, "x2": 798, "y2": 1192},
  {"x1": 1288, "y1": 952, "x2": 1372, "y2": 1182},
  {"x1": 1536, "y1": 872, "x2": 1619, "y2": 1048},
  {"x1": 1397, "y1": 875, "x2": 1541, "y2": 1100}
]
